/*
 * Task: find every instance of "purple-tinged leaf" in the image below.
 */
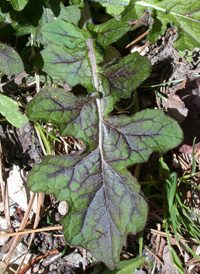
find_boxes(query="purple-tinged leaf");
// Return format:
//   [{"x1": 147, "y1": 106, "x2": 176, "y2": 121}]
[
  {"x1": 101, "y1": 52, "x2": 151, "y2": 99},
  {"x1": 93, "y1": 18, "x2": 130, "y2": 47},
  {"x1": 0, "y1": 43, "x2": 24, "y2": 75},
  {"x1": 27, "y1": 86, "x2": 183, "y2": 269}
]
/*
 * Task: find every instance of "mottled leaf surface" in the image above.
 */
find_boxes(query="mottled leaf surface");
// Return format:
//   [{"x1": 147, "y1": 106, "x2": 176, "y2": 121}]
[
  {"x1": 101, "y1": 53, "x2": 150, "y2": 99},
  {"x1": 33, "y1": 17, "x2": 150, "y2": 94},
  {"x1": 122, "y1": 0, "x2": 200, "y2": 50},
  {"x1": 0, "y1": 43, "x2": 24, "y2": 75},
  {"x1": 27, "y1": 9, "x2": 183, "y2": 269},
  {"x1": 27, "y1": 86, "x2": 183, "y2": 269},
  {"x1": 35, "y1": 40, "x2": 150, "y2": 95},
  {"x1": 93, "y1": 18, "x2": 130, "y2": 47},
  {"x1": 41, "y1": 19, "x2": 91, "y2": 49},
  {"x1": 34, "y1": 4, "x2": 81, "y2": 45}
]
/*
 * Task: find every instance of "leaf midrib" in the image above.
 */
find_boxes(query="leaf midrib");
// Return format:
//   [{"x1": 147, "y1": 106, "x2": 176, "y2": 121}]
[
  {"x1": 135, "y1": 1, "x2": 200, "y2": 23},
  {"x1": 86, "y1": 37, "x2": 113, "y2": 238}
]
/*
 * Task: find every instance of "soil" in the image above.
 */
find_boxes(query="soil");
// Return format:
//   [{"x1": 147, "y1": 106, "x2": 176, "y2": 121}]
[{"x1": 0, "y1": 28, "x2": 200, "y2": 274}]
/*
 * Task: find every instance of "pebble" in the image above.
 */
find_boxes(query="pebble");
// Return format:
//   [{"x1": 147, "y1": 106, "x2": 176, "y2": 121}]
[
  {"x1": 0, "y1": 216, "x2": 9, "y2": 246},
  {"x1": 63, "y1": 252, "x2": 83, "y2": 267},
  {"x1": 7, "y1": 165, "x2": 37, "y2": 212},
  {"x1": 58, "y1": 201, "x2": 68, "y2": 216}
]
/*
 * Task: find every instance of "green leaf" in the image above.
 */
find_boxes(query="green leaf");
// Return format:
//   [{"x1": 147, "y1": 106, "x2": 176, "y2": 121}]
[
  {"x1": 27, "y1": 85, "x2": 183, "y2": 269},
  {"x1": 35, "y1": 19, "x2": 150, "y2": 94},
  {"x1": 100, "y1": 256, "x2": 146, "y2": 273},
  {"x1": 35, "y1": 43, "x2": 96, "y2": 91},
  {"x1": 59, "y1": 5, "x2": 81, "y2": 26},
  {"x1": 101, "y1": 52, "x2": 150, "y2": 99},
  {"x1": 7, "y1": 0, "x2": 29, "y2": 11},
  {"x1": 33, "y1": 2, "x2": 81, "y2": 45},
  {"x1": 41, "y1": 19, "x2": 91, "y2": 48},
  {"x1": 0, "y1": 94, "x2": 28, "y2": 128},
  {"x1": 121, "y1": 0, "x2": 200, "y2": 51},
  {"x1": 0, "y1": 43, "x2": 24, "y2": 75},
  {"x1": 89, "y1": 0, "x2": 130, "y2": 16},
  {"x1": 93, "y1": 19, "x2": 130, "y2": 47}
]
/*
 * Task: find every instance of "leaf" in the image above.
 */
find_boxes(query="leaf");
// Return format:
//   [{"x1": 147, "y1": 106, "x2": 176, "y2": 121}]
[
  {"x1": 101, "y1": 52, "x2": 151, "y2": 99},
  {"x1": 35, "y1": 43, "x2": 96, "y2": 91},
  {"x1": 100, "y1": 256, "x2": 145, "y2": 273},
  {"x1": 41, "y1": 19, "x2": 91, "y2": 49},
  {"x1": 7, "y1": 0, "x2": 29, "y2": 11},
  {"x1": 33, "y1": 3, "x2": 81, "y2": 45},
  {"x1": 121, "y1": 0, "x2": 200, "y2": 51},
  {"x1": 27, "y1": 85, "x2": 183, "y2": 269},
  {"x1": 35, "y1": 19, "x2": 150, "y2": 94},
  {"x1": 59, "y1": 5, "x2": 81, "y2": 26},
  {"x1": 93, "y1": 19, "x2": 130, "y2": 47},
  {"x1": 0, "y1": 94, "x2": 28, "y2": 128},
  {"x1": 0, "y1": 43, "x2": 24, "y2": 75},
  {"x1": 89, "y1": 0, "x2": 130, "y2": 16}
]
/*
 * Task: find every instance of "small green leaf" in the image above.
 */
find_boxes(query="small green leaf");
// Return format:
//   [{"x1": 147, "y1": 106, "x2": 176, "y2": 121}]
[
  {"x1": 100, "y1": 256, "x2": 146, "y2": 273},
  {"x1": 35, "y1": 18, "x2": 142, "y2": 94},
  {"x1": 34, "y1": 3, "x2": 81, "y2": 45},
  {"x1": 35, "y1": 43, "x2": 95, "y2": 91},
  {"x1": 7, "y1": 0, "x2": 29, "y2": 11},
  {"x1": 89, "y1": 0, "x2": 130, "y2": 16},
  {"x1": 94, "y1": 19, "x2": 130, "y2": 47},
  {"x1": 42, "y1": 19, "x2": 91, "y2": 48},
  {"x1": 122, "y1": 0, "x2": 200, "y2": 51},
  {"x1": 60, "y1": 5, "x2": 81, "y2": 26},
  {"x1": 101, "y1": 52, "x2": 150, "y2": 99},
  {"x1": 0, "y1": 43, "x2": 24, "y2": 75},
  {"x1": 27, "y1": 86, "x2": 183, "y2": 269},
  {"x1": 0, "y1": 94, "x2": 28, "y2": 128}
]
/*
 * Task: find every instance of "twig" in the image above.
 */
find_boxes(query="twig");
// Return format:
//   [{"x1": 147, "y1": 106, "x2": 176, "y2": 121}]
[
  {"x1": 0, "y1": 225, "x2": 63, "y2": 238},
  {"x1": 142, "y1": 243, "x2": 163, "y2": 265},
  {"x1": 0, "y1": 141, "x2": 11, "y2": 228},
  {"x1": 139, "y1": 40, "x2": 150, "y2": 55},
  {"x1": 16, "y1": 193, "x2": 45, "y2": 274},
  {"x1": 145, "y1": 228, "x2": 199, "y2": 244},
  {"x1": 30, "y1": 33, "x2": 40, "y2": 92},
  {"x1": 0, "y1": 193, "x2": 36, "y2": 274},
  {"x1": 19, "y1": 250, "x2": 59, "y2": 274},
  {"x1": 83, "y1": 248, "x2": 86, "y2": 273},
  {"x1": 126, "y1": 30, "x2": 149, "y2": 48}
]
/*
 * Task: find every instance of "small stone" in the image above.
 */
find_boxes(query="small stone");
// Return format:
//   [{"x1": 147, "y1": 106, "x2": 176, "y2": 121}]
[
  {"x1": 0, "y1": 202, "x2": 4, "y2": 212},
  {"x1": 63, "y1": 252, "x2": 83, "y2": 267},
  {"x1": 7, "y1": 165, "x2": 37, "y2": 212},
  {"x1": 0, "y1": 216, "x2": 9, "y2": 246},
  {"x1": 58, "y1": 201, "x2": 68, "y2": 216}
]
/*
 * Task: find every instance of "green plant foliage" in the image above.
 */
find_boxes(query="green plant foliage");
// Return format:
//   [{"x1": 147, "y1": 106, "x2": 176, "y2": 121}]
[
  {"x1": 27, "y1": 84, "x2": 183, "y2": 269},
  {"x1": 7, "y1": 0, "x2": 29, "y2": 11},
  {"x1": 93, "y1": 18, "x2": 130, "y2": 47},
  {"x1": 0, "y1": 0, "x2": 200, "y2": 271},
  {"x1": 99, "y1": 256, "x2": 146, "y2": 273},
  {"x1": 0, "y1": 43, "x2": 24, "y2": 75},
  {"x1": 25, "y1": 2, "x2": 184, "y2": 268},
  {"x1": 89, "y1": 0, "x2": 130, "y2": 16},
  {"x1": 121, "y1": 0, "x2": 200, "y2": 51},
  {"x1": 0, "y1": 94, "x2": 28, "y2": 128}
]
